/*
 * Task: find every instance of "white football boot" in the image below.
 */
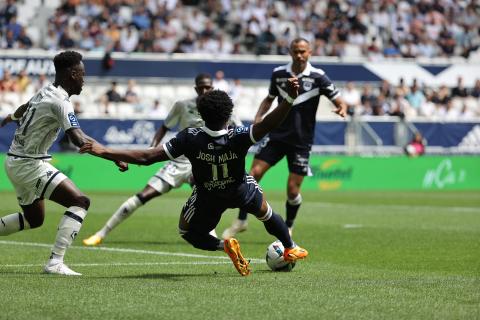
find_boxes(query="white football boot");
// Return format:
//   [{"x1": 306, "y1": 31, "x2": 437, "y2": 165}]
[{"x1": 44, "y1": 260, "x2": 82, "y2": 276}]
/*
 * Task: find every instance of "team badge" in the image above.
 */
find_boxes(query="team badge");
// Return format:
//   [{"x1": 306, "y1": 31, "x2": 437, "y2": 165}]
[
  {"x1": 68, "y1": 112, "x2": 80, "y2": 127},
  {"x1": 303, "y1": 81, "x2": 313, "y2": 91}
]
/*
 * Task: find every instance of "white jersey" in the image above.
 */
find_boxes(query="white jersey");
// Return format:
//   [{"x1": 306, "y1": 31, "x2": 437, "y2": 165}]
[
  {"x1": 8, "y1": 84, "x2": 80, "y2": 159},
  {"x1": 163, "y1": 97, "x2": 242, "y2": 163},
  {"x1": 164, "y1": 97, "x2": 243, "y2": 130}
]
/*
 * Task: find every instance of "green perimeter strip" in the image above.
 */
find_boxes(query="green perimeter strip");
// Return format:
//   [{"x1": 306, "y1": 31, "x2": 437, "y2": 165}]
[{"x1": 1, "y1": 154, "x2": 479, "y2": 191}]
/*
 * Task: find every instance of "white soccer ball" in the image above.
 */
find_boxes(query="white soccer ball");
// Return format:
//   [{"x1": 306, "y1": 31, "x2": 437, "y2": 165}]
[{"x1": 265, "y1": 240, "x2": 296, "y2": 272}]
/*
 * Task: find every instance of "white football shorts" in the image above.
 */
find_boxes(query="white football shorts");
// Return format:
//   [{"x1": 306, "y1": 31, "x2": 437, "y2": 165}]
[
  {"x1": 5, "y1": 156, "x2": 67, "y2": 206},
  {"x1": 147, "y1": 159, "x2": 192, "y2": 193}
]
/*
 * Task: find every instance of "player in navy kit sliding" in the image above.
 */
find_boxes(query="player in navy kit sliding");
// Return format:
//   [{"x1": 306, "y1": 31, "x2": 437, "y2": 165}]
[
  {"x1": 80, "y1": 78, "x2": 308, "y2": 276},
  {"x1": 223, "y1": 38, "x2": 348, "y2": 239}
]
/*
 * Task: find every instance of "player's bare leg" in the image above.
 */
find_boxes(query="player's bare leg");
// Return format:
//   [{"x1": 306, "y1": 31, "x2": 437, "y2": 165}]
[
  {"x1": 83, "y1": 185, "x2": 161, "y2": 246},
  {"x1": 0, "y1": 200, "x2": 42, "y2": 236},
  {"x1": 222, "y1": 159, "x2": 271, "y2": 239},
  {"x1": 44, "y1": 179, "x2": 90, "y2": 276},
  {"x1": 285, "y1": 173, "x2": 304, "y2": 236}
]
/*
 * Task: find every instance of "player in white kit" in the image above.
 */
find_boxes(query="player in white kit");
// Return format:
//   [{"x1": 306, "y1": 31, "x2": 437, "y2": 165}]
[
  {"x1": 83, "y1": 73, "x2": 242, "y2": 246},
  {"x1": 0, "y1": 51, "x2": 127, "y2": 275}
]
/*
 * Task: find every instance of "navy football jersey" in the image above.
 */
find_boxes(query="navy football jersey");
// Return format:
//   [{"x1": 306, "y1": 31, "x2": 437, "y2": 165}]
[
  {"x1": 267, "y1": 62, "x2": 340, "y2": 148},
  {"x1": 164, "y1": 125, "x2": 257, "y2": 199}
]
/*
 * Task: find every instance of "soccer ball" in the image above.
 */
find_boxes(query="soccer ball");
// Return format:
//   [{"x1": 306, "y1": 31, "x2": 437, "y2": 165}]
[{"x1": 265, "y1": 240, "x2": 296, "y2": 272}]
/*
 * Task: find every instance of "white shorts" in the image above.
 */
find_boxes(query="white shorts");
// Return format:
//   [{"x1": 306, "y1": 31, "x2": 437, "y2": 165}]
[
  {"x1": 147, "y1": 160, "x2": 192, "y2": 193},
  {"x1": 4, "y1": 156, "x2": 67, "y2": 206}
]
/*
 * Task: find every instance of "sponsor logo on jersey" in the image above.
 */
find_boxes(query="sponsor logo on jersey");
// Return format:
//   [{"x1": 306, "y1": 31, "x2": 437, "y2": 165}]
[
  {"x1": 68, "y1": 113, "x2": 80, "y2": 127},
  {"x1": 235, "y1": 127, "x2": 249, "y2": 134}
]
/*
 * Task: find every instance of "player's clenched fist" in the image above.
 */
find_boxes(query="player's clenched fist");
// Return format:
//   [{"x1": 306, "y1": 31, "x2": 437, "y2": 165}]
[{"x1": 286, "y1": 77, "x2": 299, "y2": 99}]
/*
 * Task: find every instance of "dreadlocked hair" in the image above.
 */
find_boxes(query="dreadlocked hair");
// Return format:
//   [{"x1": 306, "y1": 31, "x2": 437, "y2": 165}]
[
  {"x1": 53, "y1": 51, "x2": 83, "y2": 73},
  {"x1": 197, "y1": 90, "x2": 233, "y2": 129}
]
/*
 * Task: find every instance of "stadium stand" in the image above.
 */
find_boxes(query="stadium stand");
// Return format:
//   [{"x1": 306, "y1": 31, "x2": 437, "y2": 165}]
[{"x1": 0, "y1": 0, "x2": 479, "y2": 156}]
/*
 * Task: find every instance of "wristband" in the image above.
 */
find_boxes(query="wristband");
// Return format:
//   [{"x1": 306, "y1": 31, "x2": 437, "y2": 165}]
[
  {"x1": 10, "y1": 113, "x2": 18, "y2": 121},
  {"x1": 285, "y1": 96, "x2": 295, "y2": 104}
]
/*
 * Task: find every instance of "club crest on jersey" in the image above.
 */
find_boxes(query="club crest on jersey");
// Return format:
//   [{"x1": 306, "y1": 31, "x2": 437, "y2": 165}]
[
  {"x1": 68, "y1": 113, "x2": 79, "y2": 127},
  {"x1": 302, "y1": 80, "x2": 313, "y2": 91}
]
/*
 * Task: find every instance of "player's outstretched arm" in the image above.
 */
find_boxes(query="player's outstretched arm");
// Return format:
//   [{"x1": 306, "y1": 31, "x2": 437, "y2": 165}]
[
  {"x1": 150, "y1": 124, "x2": 169, "y2": 148},
  {"x1": 253, "y1": 96, "x2": 275, "y2": 124},
  {"x1": 251, "y1": 78, "x2": 299, "y2": 141},
  {"x1": 332, "y1": 96, "x2": 348, "y2": 118},
  {"x1": 79, "y1": 140, "x2": 169, "y2": 166},
  {"x1": 0, "y1": 102, "x2": 29, "y2": 127},
  {"x1": 67, "y1": 128, "x2": 128, "y2": 171}
]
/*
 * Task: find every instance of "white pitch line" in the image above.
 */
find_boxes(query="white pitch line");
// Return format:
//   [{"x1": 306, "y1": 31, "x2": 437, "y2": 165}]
[
  {"x1": 0, "y1": 240, "x2": 265, "y2": 263},
  {"x1": 343, "y1": 224, "x2": 363, "y2": 229},
  {"x1": 310, "y1": 202, "x2": 480, "y2": 213},
  {"x1": 0, "y1": 261, "x2": 232, "y2": 268}
]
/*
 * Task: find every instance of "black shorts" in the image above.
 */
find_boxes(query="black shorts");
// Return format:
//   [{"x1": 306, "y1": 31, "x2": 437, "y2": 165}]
[
  {"x1": 181, "y1": 177, "x2": 263, "y2": 233},
  {"x1": 255, "y1": 138, "x2": 311, "y2": 176}
]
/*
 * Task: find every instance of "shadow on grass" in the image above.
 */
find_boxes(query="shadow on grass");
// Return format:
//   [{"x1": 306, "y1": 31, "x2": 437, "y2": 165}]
[{"x1": 93, "y1": 272, "x2": 237, "y2": 280}]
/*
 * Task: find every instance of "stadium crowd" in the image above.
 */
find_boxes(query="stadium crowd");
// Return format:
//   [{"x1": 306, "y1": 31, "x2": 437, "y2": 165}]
[
  {"x1": 1, "y1": 0, "x2": 479, "y2": 58},
  {"x1": 1, "y1": 66, "x2": 479, "y2": 119},
  {"x1": 0, "y1": 0, "x2": 479, "y2": 119}
]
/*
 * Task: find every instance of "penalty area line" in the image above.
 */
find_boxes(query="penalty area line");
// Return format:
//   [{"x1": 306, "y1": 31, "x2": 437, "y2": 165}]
[{"x1": 0, "y1": 240, "x2": 265, "y2": 263}]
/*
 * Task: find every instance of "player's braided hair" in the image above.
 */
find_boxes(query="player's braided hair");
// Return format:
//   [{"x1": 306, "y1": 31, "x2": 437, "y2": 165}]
[
  {"x1": 53, "y1": 51, "x2": 83, "y2": 73},
  {"x1": 197, "y1": 90, "x2": 233, "y2": 129}
]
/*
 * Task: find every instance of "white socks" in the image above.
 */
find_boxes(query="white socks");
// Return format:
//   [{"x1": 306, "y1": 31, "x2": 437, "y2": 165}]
[
  {"x1": 0, "y1": 212, "x2": 30, "y2": 235},
  {"x1": 50, "y1": 206, "x2": 87, "y2": 261},
  {"x1": 97, "y1": 196, "x2": 142, "y2": 238},
  {"x1": 287, "y1": 194, "x2": 302, "y2": 206}
]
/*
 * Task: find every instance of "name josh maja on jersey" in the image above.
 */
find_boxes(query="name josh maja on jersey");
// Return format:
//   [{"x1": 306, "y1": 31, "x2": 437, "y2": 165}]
[{"x1": 164, "y1": 125, "x2": 258, "y2": 202}]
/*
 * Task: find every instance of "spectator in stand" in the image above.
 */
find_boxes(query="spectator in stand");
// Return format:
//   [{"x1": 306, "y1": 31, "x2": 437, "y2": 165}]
[
  {"x1": 383, "y1": 39, "x2": 401, "y2": 58},
  {"x1": 1, "y1": 0, "x2": 17, "y2": 25},
  {"x1": 17, "y1": 27, "x2": 33, "y2": 49},
  {"x1": 59, "y1": 29, "x2": 75, "y2": 49},
  {"x1": 379, "y1": 80, "x2": 393, "y2": 99},
  {"x1": 471, "y1": 79, "x2": 480, "y2": 98},
  {"x1": 360, "y1": 84, "x2": 378, "y2": 115},
  {"x1": 34, "y1": 73, "x2": 49, "y2": 92},
  {"x1": 389, "y1": 94, "x2": 410, "y2": 118},
  {"x1": 123, "y1": 80, "x2": 139, "y2": 104},
  {"x1": 406, "y1": 82, "x2": 426, "y2": 115},
  {"x1": 0, "y1": 70, "x2": 19, "y2": 92},
  {"x1": 17, "y1": 70, "x2": 31, "y2": 94},
  {"x1": 343, "y1": 82, "x2": 361, "y2": 116},
  {"x1": 6, "y1": 15, "x2": 21, "y2": 41},
  {"x1": 213, "y1": 70, "x2": 230, "y2": 92},
  {"x1": 101, "y1": 81, "x2": 123, "y2": 115},
  {"x1": 256, "y1": 25, "x2": 276, "y2": 55},
  {"x1": 404, "y1": 132, "x2": 425, "y2": 157},
  {"x1": 148, "y1": 99, "x2": 166, "y2": 118},
  {"x1": 451, "y1": 77, "x2": 469, "y2": 98},
  {"x1": 120, "y1": 26, "x2": 139, "y2": 53}
]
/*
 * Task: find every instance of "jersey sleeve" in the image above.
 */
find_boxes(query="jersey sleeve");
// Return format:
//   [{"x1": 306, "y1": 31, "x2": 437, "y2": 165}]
[
  {"x1": 163, "y1": 128, "x2": 188, "y2": 160},
  {"x1": 163, "y1": 101, "x2": 181, "y2": 129},
  {"x1": 317, "y1": 74, "x2": 341, "y2": 101},
  {"x1": 267, "y1": 70, "x2": 278, "y2": 98},
  {"x1": 234, "y1": 125, "x2": 256, "y2": 148},
  {"x1": 55, "y1": 99, "x2": 80, "y2": 131}
]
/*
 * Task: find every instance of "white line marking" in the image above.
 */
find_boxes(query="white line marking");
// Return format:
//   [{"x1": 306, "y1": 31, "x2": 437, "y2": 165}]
[
  {"x1": 0, "y1": 240, "x2": 265, "y2": 263},
  {"x1": 310, "y1": 202, "x2": 480, "y2": 213},
  {"x1": 343, "y1": 224, "x2": 363, "y2": 229},
  {"x1": 0, "y1": 261, "x2": 232, "y2": 268}
]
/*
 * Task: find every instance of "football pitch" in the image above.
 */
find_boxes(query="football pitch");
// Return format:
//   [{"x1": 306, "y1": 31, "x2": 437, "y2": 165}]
[{"x1": 0, "y1": 190, "x2": 479, "y2": 319}]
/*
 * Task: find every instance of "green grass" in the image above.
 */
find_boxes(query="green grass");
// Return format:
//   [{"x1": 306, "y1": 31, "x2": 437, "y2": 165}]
[{"x1": 0, "y1": 190, "x2": 479, "y2": 319}]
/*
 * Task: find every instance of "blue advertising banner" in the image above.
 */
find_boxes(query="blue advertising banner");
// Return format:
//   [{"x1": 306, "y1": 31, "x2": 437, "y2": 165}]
[{"x1": 0, "y1": 119, "x2": 478, "y2": 152}]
